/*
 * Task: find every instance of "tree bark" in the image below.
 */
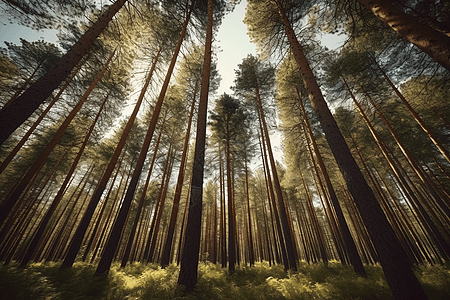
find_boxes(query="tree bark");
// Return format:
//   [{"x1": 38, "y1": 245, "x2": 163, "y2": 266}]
[
  {"x1": 161, "y1": 84, "x2": 197, "y2": 268},
  {"x1": 178, "y1": 0, "x2": 213, "y2": 291},
  {"x1": 255, "y1": 82, "x2": 297, "y2": 271},
  {"x1": 274, "y1": 1, "x2": 427, "y2": 298},
  {"x1": 0, "y1": 50, "x2": 115, "y2": 227},
  {"x1": 359, "y1": 0, "x2": 450, "y2": 72},
  {"x1": 0, "y1": 0, "x2": 127, "y2": 145},
  {"x1": 296, "y1": 87, "x2": 365, "y2": 275}
]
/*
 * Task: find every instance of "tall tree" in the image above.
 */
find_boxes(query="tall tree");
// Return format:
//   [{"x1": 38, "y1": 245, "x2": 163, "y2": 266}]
[
  {"x1": 0, "y1": 49, "x2": 115, "y2": 227},
  {"x1": 245, "y1": 1, "x2": 427, "y2": 298},
  {"x1": 0, "y1": 0, "x2": 128, "y2": 145},
  {"x1": 234, "y1": 54, "x2": 297, "y2": 271},
  {"x1": 209, "y1": 93, "x2": 247, "y2": 271},
  {"x1": 178, "y1": 0, "x2": 225, "y2": 291}
]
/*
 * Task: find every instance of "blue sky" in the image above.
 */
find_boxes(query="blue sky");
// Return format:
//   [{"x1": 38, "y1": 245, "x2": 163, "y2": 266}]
[
  {"x1": 0, "y1": 1, "x2": 344, "y2": 163},
  {"x1": 0, "y1": 0, "x2": 343, "y2": 99}
]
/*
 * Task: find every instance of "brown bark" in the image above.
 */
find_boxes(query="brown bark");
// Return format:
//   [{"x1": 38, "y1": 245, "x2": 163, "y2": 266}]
[
  {"x1": 0, "y1": 0, "x2": 128, "y2": 145},
  {"x1": 160, "y1": 84, "x2": 198, "y2": 267},
  {"x1": 147, "y1": 146, "x2": 174, "y2": 263},
  {"x1": 256, "y1": 82, "x2": 297, "y2": 270},
  {"x1": 359, "y1": 0, "x2": 450, "y2": 72},
  {"x1": 296, "y1": 87, "x2": 365, "y2": 274},
  {"x1": 0, "y1": 50, "x2": 115, "y2": 226},
  {"x1": 178, "y1": 0, "x2": 213, "y2": 291},
  {"x1": 274, "y1": 1, "x2": 427, "y2": 298}
]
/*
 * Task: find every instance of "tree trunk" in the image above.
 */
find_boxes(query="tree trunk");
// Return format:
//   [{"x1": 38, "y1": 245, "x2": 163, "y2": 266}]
[
  {"x1": 19, "y1": 95, "x2": 108, "y2": 267},
  {"x1": 60, "y1": 47, "x2": 159, "y2": 270},
  {"x1": 226, "y1": 128, "x2": 236, "y2": 271},
  {"x1": 147, "y1": 146, "x2": 174, "y2": 263},
  {"x1": 359, "y1": 0, "x2": 450, "y2": 72},
  {"x1": 244, "y1": 156, "x2": 255, "y2": 266},
  {"x1": 178, "y1": 0, "x2": 213, "y2": 291},
  {"x1": 255, "y1": 82, "x2": 297, "y2": 271},
  {"x1": 161, "y1": 84, "x2": 197, "y2": 268},
  {"x1": 0, "y1": 0, "x2": 127, "y2": 145},
  {"x1": 0, "y1": 50, "x2": 115, "y2": 227},
  {"x1": 296, "y1": 87, "x2": 365, "y2": 275},
  {"x1": 274, "y1": 1, "x2": 427, "y2": 298}
]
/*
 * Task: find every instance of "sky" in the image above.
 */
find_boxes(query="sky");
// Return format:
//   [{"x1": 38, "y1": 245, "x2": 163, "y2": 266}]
[
  {"x1": 215, "y1": 1, "x2": 256, "y2": 95},
  {"x1": 0, "y1": 1, "x2": 344, "y2": 164}
]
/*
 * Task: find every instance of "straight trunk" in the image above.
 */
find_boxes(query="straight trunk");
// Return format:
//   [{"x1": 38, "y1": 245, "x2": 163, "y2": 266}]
[
  {"x1": 160, "y1": 84, "x2": 198, "y2": 267},
  {"x1": 296, "y1": 87, "x2": 365, "y2": 275},
  {"x1": 255, "y1": 83, "x2": 297, "y2": 271},
  {"x1": 0, "y1": 0, "x2": 127, "y2": 145},
  {"x1": 275, "y1": 1, "x2": 427, "y2": 298},
  {"x1": 178, "y1": 0, "x2": 213, "y2": 291},
  {"x1": 0, "y1": 50, "x2": 115, "y2": 227}
]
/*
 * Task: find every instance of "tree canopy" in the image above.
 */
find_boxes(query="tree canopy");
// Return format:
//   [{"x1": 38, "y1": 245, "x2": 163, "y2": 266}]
[{"x1": 0, "y1": 0, "x2": 449, "y2": 297}]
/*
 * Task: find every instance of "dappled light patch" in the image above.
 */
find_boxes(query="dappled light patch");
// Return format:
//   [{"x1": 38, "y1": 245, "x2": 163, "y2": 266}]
[{"x1": 1, "y1": 260, "x2": 449, "y2": 299}]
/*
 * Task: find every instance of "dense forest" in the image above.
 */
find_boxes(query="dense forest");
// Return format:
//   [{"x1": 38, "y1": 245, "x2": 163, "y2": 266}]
[{"x1": 0, "y1": 0, "x2": 449, "y2": 299}]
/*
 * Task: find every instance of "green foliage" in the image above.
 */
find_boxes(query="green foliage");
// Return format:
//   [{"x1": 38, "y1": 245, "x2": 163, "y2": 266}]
[{"x1": 2, "y1": 261, "x2": 450, "y2": 300}]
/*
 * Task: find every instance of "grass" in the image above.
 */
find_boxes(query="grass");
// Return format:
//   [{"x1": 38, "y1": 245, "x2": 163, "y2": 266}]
[{"x1": 1, "y1": 260, "x2": 449, "y2": 299}]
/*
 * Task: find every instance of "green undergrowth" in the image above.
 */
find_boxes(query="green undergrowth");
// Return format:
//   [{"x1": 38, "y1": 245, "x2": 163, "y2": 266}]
[{"x1": 1, "y1": 260, "x2": 449, "y2": 299}]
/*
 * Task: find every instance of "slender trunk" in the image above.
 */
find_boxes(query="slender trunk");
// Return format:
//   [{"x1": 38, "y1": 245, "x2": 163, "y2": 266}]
[
  {"x1": 0, "y1": 50, "x2": 115, "y2": 227},
  {"x1": 178, "y1": 0, "x2": 213, "y2": 291},
  {"x1": 244, "y1": 157, "x2": 255, "y2": 266},
  {"x1": 161, "y1": 85, "x2": 197, "y2": 267},
  {"x1": 274, "y1": 1, "x2": 427, "y2": 298},
  {"x1": 372, "y1": 59, "x2": 450, "y2": 163},
  {"x1": 121, "y1": 123, "x2": 164, "y2": 268},
  {"x1": 259, "y1": 127, "x2": 283, "y2": 265},
  {"x1": 60, "y1": 48, "x2": 160, "y2": 270},
  {"x1": 147, "y1": 145, "x2": 174, "y2": 263},
  {"x1": 19, "y1": 95, "x2": 108, "y2": 267},
  {"x1": 226, "y1": 129, "x2": 236, "y2": 271},
  {"x1": 255, "y1": 82, "x2": 297, "y2": 271},
  {"x1": 0, "y1": 0, "x2": 128, "y2": 145},
  {"x1": 296, "y1": 87, "x2": 365, "y2": 275}
]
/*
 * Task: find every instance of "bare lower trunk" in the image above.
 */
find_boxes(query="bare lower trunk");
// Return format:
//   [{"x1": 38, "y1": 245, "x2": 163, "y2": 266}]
[
  {"x1": 275, "y1": 1, "x2": 427, "y2": 298},
  {"x1": 178, "y1": 0, "x2": 213, "y2": 291}
]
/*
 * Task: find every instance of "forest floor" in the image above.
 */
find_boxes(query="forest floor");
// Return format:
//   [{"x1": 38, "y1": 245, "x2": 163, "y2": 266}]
[{"x1": 1, "y1": 260, "x2": 449, "y2": 299}]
